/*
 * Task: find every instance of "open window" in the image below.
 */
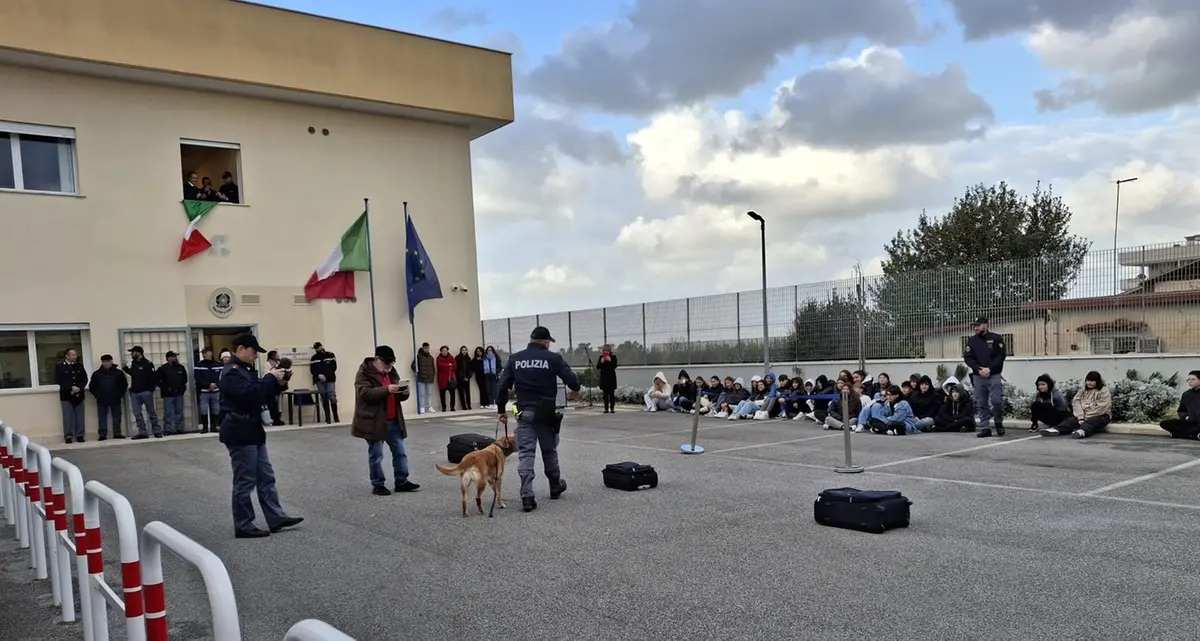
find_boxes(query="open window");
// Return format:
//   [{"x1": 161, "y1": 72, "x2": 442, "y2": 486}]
[
  {"x1": 0, "y1": 121, "x2": 78, "y2": 194},
  {"x1": 180, "y1": 139, "x2": 243, "y2": 204}
]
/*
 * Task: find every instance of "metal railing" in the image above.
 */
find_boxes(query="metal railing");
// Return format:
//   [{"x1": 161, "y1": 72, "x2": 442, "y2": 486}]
[{"x1": 484, "y1": 241, "x2": 1200, "y2": 366}]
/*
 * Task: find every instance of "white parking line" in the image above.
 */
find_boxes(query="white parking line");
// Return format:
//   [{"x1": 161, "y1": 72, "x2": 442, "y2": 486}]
[
  {"x1": 867, "y1": 435, "x2": 1041, "y2": 470},
  {"x1": 1079, "y1": 457, "x2": 1200, "y2": 496},
  {"x1": 704, "y1": 433, "x2": 840, "y2": 453},
  {"x1": 598, "y1": 422, "x2": 737, "y2": 442}
]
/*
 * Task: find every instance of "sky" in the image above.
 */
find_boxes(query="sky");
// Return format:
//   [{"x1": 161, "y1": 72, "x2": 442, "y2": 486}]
[{"x1": 256, "y1": 0, "x2": 1200, "y2": 319}]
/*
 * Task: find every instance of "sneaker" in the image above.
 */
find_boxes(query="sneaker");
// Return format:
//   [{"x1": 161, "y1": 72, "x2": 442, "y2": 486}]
[
  {"x1": 649, "y1": 407, "x2": 657, "y2": 412},
  {"x1": 372, "y1": 486, "x2": 392, "y2": 496},
  {"x1": 976, "y1": 429, "x2": 993, "y2": 438},
  {"x1": 714, "y1": 411, "x2": 728, "y2": 419},
  {"x1": 727, "y1": 413, "x2": 737, "y2": 421},
  {"x1": 1029, "y1": 425, "x2": 1040, "y2": 433},
  {"x1": 394, "y1": 481, "x2": 420, "y2": 492},
  {"x1": 1039, "y1": 427, "x2": 1060, "y2": 436},
  {"x1": 1072, "y1": 429, "x2": 1086, "y2": 439},
  {"x1": 792, "y1": 413, "x2": 803, "y2": 421},
  {"x1": 853, "y1": 425, "x2": 866, "y2": 433},
  {"x1": 886, "y1": 429, "x2": 896, "y2": 436}
]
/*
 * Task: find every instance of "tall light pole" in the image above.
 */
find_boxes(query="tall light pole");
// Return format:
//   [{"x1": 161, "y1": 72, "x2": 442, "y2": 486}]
[
  {"x1": 1113, "y1": 177, "x2": 1138, "y2": 294},
  {"x1": 746, "y1": 211, "x2": 769, "y2": 372}
]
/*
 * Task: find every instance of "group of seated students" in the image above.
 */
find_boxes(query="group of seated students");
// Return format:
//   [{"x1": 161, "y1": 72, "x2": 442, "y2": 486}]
[{"x1": 643, "y1": 368, "x2": 1199, "y2": 441}]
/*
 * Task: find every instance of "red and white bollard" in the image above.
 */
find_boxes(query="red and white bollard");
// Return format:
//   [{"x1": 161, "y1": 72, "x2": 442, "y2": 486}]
[
  {"x1": 49, "y1": 457, "x2": 81, "y2": 625},
  {"x1": 26, "y1": 443, "x2": 56, "y2": 587},
  {"x1": 141, "y1": 521, "x2": 242, "y2": 641},
  {"x1": 12, "y1": 433, "x2": 30, "y2": 551},
  {"x1": 0, "y1": 421, "x2": 11, "y2": 528},
  {"x1": 84, "y1": 480, "x2": 146, "y2": 641},
  {"x1": 283, "y1": 619, "x2": 357, "y2": 640}
]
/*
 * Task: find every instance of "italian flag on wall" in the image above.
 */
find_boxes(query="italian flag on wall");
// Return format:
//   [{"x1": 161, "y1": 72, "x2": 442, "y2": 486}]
[
  {"x1": 178, "y1": 200, "x2": 217, "y2": 261},
  {"x1": 304, "y1": 212, "x2": 371, "y2": 301}
]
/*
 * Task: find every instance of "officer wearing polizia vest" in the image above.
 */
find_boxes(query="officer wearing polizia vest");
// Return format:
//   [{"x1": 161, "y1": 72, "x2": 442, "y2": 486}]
[
  {"x1": 495, "y1": 326, "x2": 581, "y2": 513},
  {"x1": 219, "y1": 333, "x2": 304, "y2": 538}
]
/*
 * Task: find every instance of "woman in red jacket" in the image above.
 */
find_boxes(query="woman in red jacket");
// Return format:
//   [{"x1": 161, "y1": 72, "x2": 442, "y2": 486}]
[{"x1": 435, "y1": 345, "x2": 458, "y2": 411}]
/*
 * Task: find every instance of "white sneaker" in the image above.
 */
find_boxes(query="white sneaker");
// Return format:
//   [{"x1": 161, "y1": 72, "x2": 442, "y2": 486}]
[
  {"x1": 1072, "y1": 429, "x2": 1086, "y2": 439},
  {"x1": 714, "y1": 411, "x2": 728, "y2": 419},
  {"x1": 886, "y1": 429, "x2": 896, "y2": 436},
  {"x1": 1039, "y1": 427, "x2": 1059, "y2": 436},
  {"x1": 792, "y1": 413, "x2": 803, "y2": 421},
  {"x1": 853, "y1": 425, "x2": 866, "y2": 433},
  {"x1": 649, "y1": 407, "x2": 657, "y2": 412},
  {"x1": 727, "y1": 413, "x2": 738, "y2": 421}
]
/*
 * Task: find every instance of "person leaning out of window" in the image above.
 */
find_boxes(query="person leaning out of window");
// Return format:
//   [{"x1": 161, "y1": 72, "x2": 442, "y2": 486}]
[
  {"x1": 1039, "y1": 371, "x2": 1112, "y2": 439},
  {"x1": 55, "y1": 348, "x2": 88, "y2": 443}
]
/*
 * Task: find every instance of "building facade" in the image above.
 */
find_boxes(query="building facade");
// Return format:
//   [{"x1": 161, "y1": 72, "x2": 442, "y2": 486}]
[{"x1": 0, "y1": 0, "x2": 513, "y2": 442}]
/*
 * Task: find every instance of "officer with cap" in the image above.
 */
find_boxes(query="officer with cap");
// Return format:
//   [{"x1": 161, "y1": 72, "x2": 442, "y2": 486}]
[
  {"x1": 495, "y1": 326, "x2": 581, "y2": 512},
  {"x1": 963, "y1": 316, "x2": 1008, "y2": 438},
  {"x1": 219, "y1": 333, "x2": 304, "y2": 538}
]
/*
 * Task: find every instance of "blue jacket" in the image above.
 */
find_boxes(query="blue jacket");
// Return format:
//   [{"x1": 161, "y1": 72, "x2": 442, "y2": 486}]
[
  {"x1": 218, "y1": 357, "x2": 279, "y2": 447},
  {"x1": 886, "y1": 400, "x2": 917, "y2": 434},
  {"x1": 964, "y1": 331, "x2": 1007, "y2": 376},
  {"x1": 483, "y1": 354, "x2": 499, "y2": 375},
  {"x1": 494, "y1": 343, "x2": 580, "y2": 410}
]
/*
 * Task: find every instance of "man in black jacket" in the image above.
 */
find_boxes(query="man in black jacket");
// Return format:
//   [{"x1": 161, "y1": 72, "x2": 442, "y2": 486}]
[
  {"x1": 194, "y1": 348, "x2": 222, "y2": 433},
  {"x1": 963, "y1": 316, "x2": 1008, "y2": 438},
  {"x1": 124, "y1": 346, "x2": 161, "y2": 440},
  {"x1": 158, "y1": 351, "x2": 189, "y2": 435},
  {"x1": 1160, "y1": 370, "x2": 1200, "y2": 439},
  {"x1": 89, "y1": 354, "x2": 128, "y2": 440},
  {"x1": 309, "y1": 342, "x2": 338, "y2": 423},
  {"x1": 55, "y1": 348, "x2": 88, "y2": 443}
]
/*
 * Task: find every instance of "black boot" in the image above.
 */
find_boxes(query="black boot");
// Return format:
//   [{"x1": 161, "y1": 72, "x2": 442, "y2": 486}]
[
  {"x1": 321, "y1": 397, "x2": 333, "y2": 424},
  {"x1": 522, "y1": 497, "x2": 537, "y2": 512},
  {"x1": 331, "y1": 401, "x2": 340, "y2": 423},
  {"x1": 549, "y1": 477, "x2": 567, "y2": 500},
  {"x1": 994, "y1": 421, "x2": 1005, "y2": 436},
  {"x1": 200, "y1": 415, "x2": 210, "y2": 434}
]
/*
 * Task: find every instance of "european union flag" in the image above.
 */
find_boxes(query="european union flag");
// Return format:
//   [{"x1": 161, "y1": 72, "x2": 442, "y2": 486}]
[{"x1": 405, "y1": 213, "x2": 443, "y2": 321}]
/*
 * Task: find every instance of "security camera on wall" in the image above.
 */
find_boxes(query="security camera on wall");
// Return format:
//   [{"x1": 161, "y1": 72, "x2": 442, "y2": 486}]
[
  {"x1": 451, "y1": 285, "x2": 460, "y2": 292},
  {"x1": 459, "y1": 285, "x2": 469, "y2": 293}
]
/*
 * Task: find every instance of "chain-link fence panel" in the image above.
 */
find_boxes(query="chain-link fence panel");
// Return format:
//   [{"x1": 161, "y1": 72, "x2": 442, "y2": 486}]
[
  {"x1": 687, "y1": 292, "x2": 740, "y2": 364},
  {"x1": 643, "y1": 298, "x2": 689, "y2": 366},
  {"x1": 604, "y1": 303, "x2": 646, "y2": 366},
  {"x1": 565, "y1": 308, "x2": 605, "y2": 367},
  {"x1": 481, "y1": 318, "x2": 511, "y2": 355}
]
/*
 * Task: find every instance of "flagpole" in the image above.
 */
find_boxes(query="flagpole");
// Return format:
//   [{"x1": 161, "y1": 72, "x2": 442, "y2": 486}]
[
  {"x1": 364, "y1": 198, "x2": 379, "y2": 348},
  {"x1": 405, "y1": 201, "x2": 422, "y2": 414}
]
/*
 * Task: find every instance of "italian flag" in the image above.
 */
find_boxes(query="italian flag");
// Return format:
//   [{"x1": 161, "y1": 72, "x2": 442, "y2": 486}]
[
  {"x1": 178, "y1": 200, "x2": 217, "y2": 261},
  {"x1": 304, "y1": 212, "x2": 371, "y2": 301}
]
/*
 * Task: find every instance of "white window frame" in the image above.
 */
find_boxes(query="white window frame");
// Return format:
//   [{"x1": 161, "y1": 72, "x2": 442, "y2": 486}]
[
  {"x1": 0, "y1": 324, "x2": 92, "y2": 394},
  {"x1": 0, "y1": 120, "x2": 79, "y2": 195},
  {"x1": 179, "y1": 138, "x2": 245, "y2": 205}
]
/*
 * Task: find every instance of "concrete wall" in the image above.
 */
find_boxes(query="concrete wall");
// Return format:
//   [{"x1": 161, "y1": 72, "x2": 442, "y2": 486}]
[
  {"x1": 0, "y1": 64, "x2": 485, "y2": 441},
  {"x1": 597, "y1": 355, "x2": 1200, "y2": 390}
]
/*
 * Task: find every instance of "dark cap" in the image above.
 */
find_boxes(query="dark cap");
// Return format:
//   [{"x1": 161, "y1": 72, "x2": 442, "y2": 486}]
[
  {"x1": 165, "y1": 351, "x2": 178, "y2": 359},
  {"x1": 232, "y1": 333, "x2": 266, "y2": 353},
  {"x1": 971, "y1": 316, "x2": 989, "y2": 326},
  {"x1": 375, "y1": 345, "x2": 397, "y2": 364},
  {"x1": 312, "y1": 342, "x2": 323, "y2": 349},
  {"x1": 100, "y1": 354, "x2": 113, "y2": 362},
  {"x1": 128, "y1": 346, "x2": 144, "y2": 354},
  {"x1": 530, "y1": 326, "x2": 555, "y2": 342}
]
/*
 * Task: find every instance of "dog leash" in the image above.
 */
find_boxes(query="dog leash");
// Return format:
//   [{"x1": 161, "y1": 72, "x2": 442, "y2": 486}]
[{"x1": 495, "y1": 418, "x2": 509, "y2": 439}]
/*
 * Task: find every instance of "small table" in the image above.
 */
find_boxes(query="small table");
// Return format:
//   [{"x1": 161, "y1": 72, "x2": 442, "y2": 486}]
[{"x1": 281, "y1": 389, "x2": 326, "y2": 427}]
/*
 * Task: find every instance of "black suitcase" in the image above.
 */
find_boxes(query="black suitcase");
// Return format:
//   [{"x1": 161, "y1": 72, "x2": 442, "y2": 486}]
[
  {"x1": 447, "y1": 433, "x2": 496, "y2": 464},
  {"x1": 813, "y1": 487, "x2": 911, "y2": 534},
  {"x1": 602, "y1": 462, "x2": 658, "y2": 491}
]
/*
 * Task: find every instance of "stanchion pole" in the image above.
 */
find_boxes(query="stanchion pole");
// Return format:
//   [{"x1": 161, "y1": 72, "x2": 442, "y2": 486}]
[
  {"x1": 680, "y1": 406, "x2": 705, "y2": 454},
  {"x1": 834, "y1": 390, "x2": 863, "y2": 474}
]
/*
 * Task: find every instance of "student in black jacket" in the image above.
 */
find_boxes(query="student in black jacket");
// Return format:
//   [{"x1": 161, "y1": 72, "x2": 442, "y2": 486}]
[
  {"x1": 158, "y1": 351, "x2": 189, "y2": 435},
  {"x1": 89, "y1": 354, "x2": 128, "y2": 440},
  {"x1": 932, "y1": 383, "x2": 976, "y2": 432},
  {"x1": 908, "y1": 375, "x2": 941, "y2": 432},
  {"x1": 56, "y1": 348, "x2": 88, "y2": 443},
  {"x1": 1029, "y1": 374, "x2": 1069, "y2": 432},
  {"x1": 671, "y1": 369, "x2": 697, "y2": 412},
  {"x1": 454, "y1": 346, "x2": 473, "y2": 410},
  {"x1": 596, "y1": 345, "x2": 619, "y2": 413},
  {"x1": 1161, "y1": 370, "x2": 1200, "y2": 439},
  {"x1": 469, "y1": 347, "x2": 489, "y2": 411}
]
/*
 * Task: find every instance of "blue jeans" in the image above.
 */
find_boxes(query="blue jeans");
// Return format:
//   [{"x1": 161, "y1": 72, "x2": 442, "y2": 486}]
[
  {"x1": 367, "y1": 421, "x2": 409, "y2": 487},
  {"x1": 96, "y1": 402, "x2": 122, "y2": 438},
  {"x1": 914, "y1": 417, "x2": 935, "y2": 432},
  {"x1": 163, "y1": 396, "x2": 185, "y2": 433},
  {"x1": 130, "y1": 391, "x2": 160, "y2": 436},
  {"x1": 60, "y1": 401, "x2": 85, "y2": 440},
  {"x1": 226, "y1": 444, "x2": 288, "y2": 533},
  {"x1": 972, "y1": 375, "x2": 1005, "y2": 428},
  {"x1": 198, "y1": 391, "x2": 220, "y2": 417},
  {"x1": 316, "y1": 381, "x2": 337, "y2": 403},
  {"x1": 417, "y1": 382, "x2": 435, "y2": 412}
]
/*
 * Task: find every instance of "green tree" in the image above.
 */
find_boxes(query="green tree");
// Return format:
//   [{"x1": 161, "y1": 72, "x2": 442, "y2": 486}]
[{"x1": 871, "y1": 181, "x2": 1090, "y2": 357}]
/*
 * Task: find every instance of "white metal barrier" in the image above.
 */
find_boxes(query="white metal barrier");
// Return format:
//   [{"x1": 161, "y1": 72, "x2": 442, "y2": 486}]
[
  {"x1": 0, "y1": 421, "x2": 13, "y2": 528},
  {"x1": 84, "y1": 480, "x2": 146, "y2": 641},
  {"x1": 26, "y1": 443, "x2": 57, "y2": 588},
  {"x1": 284, "y1": 619, "x2": 357, "y2": 640},
  {"x1": 140, "y1": 520, "x2": 241, "y2": 641},
  {"x1": 51, "y1": 457, "x2": 86, "y2": 628}
]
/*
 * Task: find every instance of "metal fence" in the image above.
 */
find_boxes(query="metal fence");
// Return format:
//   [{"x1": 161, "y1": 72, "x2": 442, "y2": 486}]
[{"x1": 483, "y1": 241, "x2": 1200, "y2": 367}]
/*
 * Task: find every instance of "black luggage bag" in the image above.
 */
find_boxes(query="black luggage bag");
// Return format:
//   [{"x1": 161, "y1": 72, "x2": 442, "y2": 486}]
[
  {"x1": 813, "y1": 487, "x2": 911, "y2": 534},
  {"x1": 602, "y1": 462, "x2": 658, "y2": 491},
  {"x1": 447, "y1": 433, "x2": 496, "y2": 464}
]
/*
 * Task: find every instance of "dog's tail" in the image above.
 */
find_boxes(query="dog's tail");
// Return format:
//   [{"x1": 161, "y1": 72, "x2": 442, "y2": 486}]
[{"x1": 435, "y1": 461, "x2": 468, "y2": 476}]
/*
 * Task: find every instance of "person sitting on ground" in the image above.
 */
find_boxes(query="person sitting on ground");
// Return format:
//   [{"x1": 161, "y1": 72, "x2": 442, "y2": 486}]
[
  {"x1": 853, "y1": 382, "x2": 872, "y2": 409},
  {"x1": 932, "y1": 382, "x2": 975, "y2": 432},
  {"x1": 643, "y1": 371, "x2": 673, "y2": 412},
  {"x1": 900, "y1": 381, "x2": 913, "y2": 397},
  {"x1": 732, "y1": 379, "x2": 768, "y2": 420},
  {"x1": 940, "y1": 375, "x2": 959, "y2": 398},
  {"x1": 810, "y1": 375, "x2": 836, "y2": 422},
  {"x1": 782, "y1": 377, "x2": 805, "y2": 418},
  {"x1": 671, "y1": 370, "x2": 697, "y2": 412},
  {"x1": 854, "y1": 370, "x2": 877, "y2": 398},
  {"x1": 1029, "y1": 374, "x2": 1069, "y2": 433},
  {"x1": 1040, "y1": 371, "x2": 1111, "y2": 439},
  {"x1": 693, "y1": 377, "x2": 709, "y2": 413},
  {"x1": 908, "y1": 375, "x2": 941, "y2": 432},
  {"x1": 870, "y1": 385, "x2": 917, "y2": 435},
  {"x1": 1160, "y1": 370, "x2": 1200, "y2": 439},
  {"x1": 872, "y1": 373, "x2": 892, "y2": 402},
  {"x1": 699, "y1": 376, "x2": 724, "y2": 415},
  {"x1": 714, "y1": 377, "x2": 747, "y2": 419},
  {"x1": 824, "y1": 379, "x2": 863, "y2": 430},
  {"x1": 757, "y1": 372, "x2": 782, "y2": 419}
]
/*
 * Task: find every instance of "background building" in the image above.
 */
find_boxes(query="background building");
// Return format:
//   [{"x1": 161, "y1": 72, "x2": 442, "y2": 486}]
[{"x1": 0, "y1": 0, "x2": 513, "y2": 442}]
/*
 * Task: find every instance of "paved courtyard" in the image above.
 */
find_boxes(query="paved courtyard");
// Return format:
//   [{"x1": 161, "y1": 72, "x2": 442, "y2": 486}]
[{"x1": 5, "y1": 409, "x2": 1200, "y2": 639}]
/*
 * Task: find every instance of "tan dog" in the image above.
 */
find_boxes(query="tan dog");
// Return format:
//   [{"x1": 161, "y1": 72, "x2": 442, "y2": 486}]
[{"x1": 435, "y1": 435, "x2": 517, "y2": 518}]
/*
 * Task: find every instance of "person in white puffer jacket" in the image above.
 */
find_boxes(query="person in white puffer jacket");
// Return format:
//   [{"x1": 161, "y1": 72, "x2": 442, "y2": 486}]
[{"x1": 644, "y1": 371, "x2": 672, "y2": 411}]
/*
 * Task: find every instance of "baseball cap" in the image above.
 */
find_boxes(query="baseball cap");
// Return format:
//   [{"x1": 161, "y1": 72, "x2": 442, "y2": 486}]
[
  {"x1": 971, "y1": 316, "x2": 989, "y2": 326},
  {"x1": 530, "y1": 326, "x2": 555, "y2": 342},
  {"x1": 232, "y1": 333, "x2": 266, "y2": 353},
  {"x1": 375, "y1": 345, "x2": 397, "y2": 364},
  {"x1": 312, "y1": 342, "x2": 323, "y2": 349},
  {"x1": 128, "y1": 346, "x2": 144, "y2": 354},
  {"x1": 165, "y1": 351, "x2": 177, "y2": 359},
  {"x1": 100, "y1": 354, "x2": 113, "y2": 362}
]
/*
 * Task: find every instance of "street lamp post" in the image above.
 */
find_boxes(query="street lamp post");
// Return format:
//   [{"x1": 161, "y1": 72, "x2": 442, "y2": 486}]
[
  {"x1": 746, "y1": 211, "x2": 769, "y2": 373},
  {"x1": 1113, "y1": 177, "x2": 1138, "y2": 294}
]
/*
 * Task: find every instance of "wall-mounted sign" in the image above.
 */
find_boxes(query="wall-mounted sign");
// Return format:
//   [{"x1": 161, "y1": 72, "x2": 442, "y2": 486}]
[
  {"x1": 209, "y1": 287, "x2": 236, "y2": 318},
  {"x1": 274, "y1": 346, "x2": 315, "y2": 366}
]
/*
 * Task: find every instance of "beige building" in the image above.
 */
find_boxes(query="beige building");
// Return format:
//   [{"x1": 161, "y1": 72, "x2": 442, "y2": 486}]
[{"x1": 0, "y1": 0, "x2": 513, "y2": 443}]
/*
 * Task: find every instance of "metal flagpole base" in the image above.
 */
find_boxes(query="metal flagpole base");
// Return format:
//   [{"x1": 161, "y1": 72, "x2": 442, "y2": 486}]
[
  {"x1": 681, "y1": 408, "x2": 704, "y2": 454},
  {"x1": 680, "y1": 443, "x2": 705, "y2": 454},
  {"x1": 834, "y1": 465, "x2": 864, "y2": 474}
]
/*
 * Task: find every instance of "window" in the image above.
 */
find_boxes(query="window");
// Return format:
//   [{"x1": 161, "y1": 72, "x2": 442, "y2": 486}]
[
  {"x1": 959, "y1": 333, "x2": 1016, "y2": 356},
  {"x1": 0, "y1": 327, "x2": 89, "y2": 391},
  {"x1": 0, "y1": 122, "x2": 77, "y2": 194},
  {"x1": 180, "y1": 139, "x2": 243, "y2": 204}
]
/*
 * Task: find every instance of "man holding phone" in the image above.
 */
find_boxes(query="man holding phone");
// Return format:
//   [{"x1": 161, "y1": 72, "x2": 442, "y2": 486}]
[{"x1": 351, "y1": 345, "x2": 420, "y2": 496}]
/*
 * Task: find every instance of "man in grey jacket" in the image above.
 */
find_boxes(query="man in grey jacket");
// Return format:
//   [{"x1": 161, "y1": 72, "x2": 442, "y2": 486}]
[{"x1": 1029, "y1": 373, "x2": 1069, "y2": 432}]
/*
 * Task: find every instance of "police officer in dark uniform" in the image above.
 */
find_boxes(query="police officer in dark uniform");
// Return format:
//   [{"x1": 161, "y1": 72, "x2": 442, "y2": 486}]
[
  {"x1": 963, "y1": 316, "x2": 1008, "y2": 438},
  {"x1": 219, "y1": 333, "x2": 304, "y2": 538},
  {"x1": 495, "y1": 327, "x2": 581, "y2": 513}
]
